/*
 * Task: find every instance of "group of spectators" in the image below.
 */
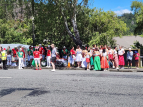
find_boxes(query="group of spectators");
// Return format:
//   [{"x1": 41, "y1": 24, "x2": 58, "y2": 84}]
[
  {"x1": 68, "y1": 45, "x2": 140, "y2": 71},
  {"x1": 0, "y1": 44, "x2": 140, "y2": 71}
]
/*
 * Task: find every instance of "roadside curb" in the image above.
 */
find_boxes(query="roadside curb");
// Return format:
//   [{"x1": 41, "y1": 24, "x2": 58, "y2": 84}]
[{"x1": 4, "y1": 67, "x2": 143, "y2": 72}]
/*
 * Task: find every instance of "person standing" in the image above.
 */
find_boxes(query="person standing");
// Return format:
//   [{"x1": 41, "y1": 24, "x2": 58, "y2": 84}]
[
  {"x1": 12, "y1": 46, "x2": 18, "y2": 66},
  {"x1": 62, "y1": 46, "x2": 68, "y2": 59},
  {"x1": 1, "y1": 48, "x2": 8, "y2": 70},
  {"x1": 42, "y1": 45, "x2": 46, "y2": 60},
  {"x1": 70, "y1": 46, "x2": 76, "y2": 66},
  {"x1": 86, "y1": 50, "x2": 91, "y2": 71},
  {"x1": 113, "y1": 46, "x2": 119, "y2": 70},
  {"x1": 118, "y1": 46, "x2": 125, "y2": 69},
  {"x1": 22, "y1": 46, "x2": 26, "y2": 67},
  {"x1": 7, "y1": 46, "x2": 12, "y2": 66},
  {"x1": 51, "y1": 44, "x2": 57, "y2": 71},
  {"x1": 127, "y1": 48, "x2": 133, "y2": 69},
  {"x1": 0, "y1": 46, "x2": 2, "y2": 64},
  {"x1": 134, "y1": 51, "x2": 140, "y2": 69},
  {"x1": 39, "y1": 44, "x2": 43, "y2": 62},
  {"x1": 108, "y1": 47, "x2": 114, "y2": 68},
  {"x1": 17, "y1": 48, "x2": 24, "y2": 69},
  {"x1": 76, "y1": 45, "x2": 82, "y2": 68},
  {"x1": 101, "y1": 48, "x2": 109, "y2": 71},
  {"x1": 33, "y1": 47, "x2": 41, "y2": 70},
  {"x1": 93, "y1": 48, "x2": 101, "y2": 71},
  {"x1": 27, "y1": 46, "x2": 33, "y2": 66},
  {"x1": 46, "y1": 45, "x2": 51, "y2": 68}
]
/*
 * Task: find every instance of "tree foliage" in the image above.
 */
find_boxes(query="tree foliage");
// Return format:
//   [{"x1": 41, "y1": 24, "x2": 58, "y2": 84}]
[
  {"x1": 0, "y1": 0, "x2": 128, "y2": 48},
  {"x1": 118, "y1": 13, "x2": 136, "y2": 35},
  {"x1": 131, "y1": 1, "x2": 143, "y2": 35}
]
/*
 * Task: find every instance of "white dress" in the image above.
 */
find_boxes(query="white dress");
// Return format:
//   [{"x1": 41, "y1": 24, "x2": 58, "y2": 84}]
[{"x1": 76, "y1": 51, "x2": 82, "y2": 62}]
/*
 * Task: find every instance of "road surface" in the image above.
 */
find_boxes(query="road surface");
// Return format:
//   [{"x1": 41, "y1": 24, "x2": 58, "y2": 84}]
[{"x1": 0, "y1": 69, "x2": 143, "y2": 107}]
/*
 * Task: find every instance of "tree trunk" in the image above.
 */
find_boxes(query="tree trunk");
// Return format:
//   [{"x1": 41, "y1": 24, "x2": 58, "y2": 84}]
[{"x1": 61, "y1": 4, "x2": 82, "y2": 47}]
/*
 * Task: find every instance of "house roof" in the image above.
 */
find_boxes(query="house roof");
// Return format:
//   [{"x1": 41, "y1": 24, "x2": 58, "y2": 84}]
[{"x1": 113, "y1": 36, "x2": 143, "y2": 49}]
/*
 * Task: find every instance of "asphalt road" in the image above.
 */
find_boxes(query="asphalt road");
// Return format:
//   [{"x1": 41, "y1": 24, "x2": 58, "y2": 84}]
[{"x1": 0, "y1": 69, "x2": 143, "y2": 107}]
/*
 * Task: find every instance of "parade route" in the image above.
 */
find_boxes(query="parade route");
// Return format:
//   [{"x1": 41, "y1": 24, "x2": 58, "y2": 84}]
[{"x1": 0, "y1": 69, "x2": 143, "y2": 107}]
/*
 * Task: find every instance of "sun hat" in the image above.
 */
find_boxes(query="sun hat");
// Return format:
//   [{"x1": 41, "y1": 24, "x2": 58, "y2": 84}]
[
  {"x1": 129, "y1": 48, "x2": 131, "y2": 50},
  {"x1": 3, "y1": 48, "x2": 6, "y2": 50}
]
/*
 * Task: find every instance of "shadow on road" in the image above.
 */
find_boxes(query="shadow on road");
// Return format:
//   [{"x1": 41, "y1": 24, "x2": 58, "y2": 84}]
[{"x1": 0, "y1": 88, "x2": 49, "y2": 97}]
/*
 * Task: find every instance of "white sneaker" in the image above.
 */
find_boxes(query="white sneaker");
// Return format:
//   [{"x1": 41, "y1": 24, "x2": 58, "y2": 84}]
[
  {"x1": 87, "y1": 69, "x2": 90, "y2": 71},
  {"x1": 113, "y1": 66, "x2": 115, "y2": 69},
  {"x1": 116, "y1": 67, "x2": 119, "y2": 70},
  {"x1": 19, "y1": 68, "x2": 23, "y2": 69},
  {"x1": 51, "y1": 69, "x2": 55, "y2": 72}
]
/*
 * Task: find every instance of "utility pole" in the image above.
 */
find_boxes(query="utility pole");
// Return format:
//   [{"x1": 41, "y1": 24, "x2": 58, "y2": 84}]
[
  {"x1": 32, "y1": 16, "x2": 35, "y2": 46},
  {"x1": 31, "y1": 0, "x2": 35, "y2": 46}
]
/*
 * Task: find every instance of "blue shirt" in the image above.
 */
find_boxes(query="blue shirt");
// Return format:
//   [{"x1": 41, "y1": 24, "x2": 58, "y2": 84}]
[{"x1": 127, "y1": 51, "x2": 133, "y2": 60}]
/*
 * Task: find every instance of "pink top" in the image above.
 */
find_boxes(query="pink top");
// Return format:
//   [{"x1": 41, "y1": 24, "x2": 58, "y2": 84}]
[{"x1": 134, "y1": 53, "x2": 140, "y2": 60}]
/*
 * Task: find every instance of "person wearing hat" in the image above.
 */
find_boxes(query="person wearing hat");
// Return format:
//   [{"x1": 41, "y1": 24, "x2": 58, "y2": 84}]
[
  {"x1": 127, "y1": 48, "x2": 133, "y2": 69},
  {"x1": 134, "y1": 51, "x2": 140, "y2": 69},
  {"x1": 33, "y1": 47, "x2": 41, "y2": 70},
  {"x1": 62, "y1": 46, "x2": 68, "y2": 59},
  {"x1": 1, "y1": 48, "x2": 8, "y2": 70},
  {"x1": 17, "y1": 48, "x2": 24, "y2": 69},
  {"x1": 46, "y1": 45, "x2": 51, "y2": 68}
]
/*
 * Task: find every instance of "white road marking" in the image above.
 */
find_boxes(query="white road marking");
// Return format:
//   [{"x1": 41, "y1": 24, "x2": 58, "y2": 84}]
[{"x1": 0, "y1": 77, "x2": 12, "y2": 79}]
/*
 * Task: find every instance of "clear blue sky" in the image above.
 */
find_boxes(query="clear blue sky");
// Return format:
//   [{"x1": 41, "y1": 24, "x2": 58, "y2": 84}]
[{"x1": 86, "y1": 0, "x2": 143, "y2": 15}]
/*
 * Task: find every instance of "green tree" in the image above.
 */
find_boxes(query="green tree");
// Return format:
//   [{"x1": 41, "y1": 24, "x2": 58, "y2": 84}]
[
  {"x1": 88, "y1": 10, "x2": 127, "y2": 47},
  {"x1": 118, "y1": 13, "x2": 136, "y2": 35},
  {"x1": 131, "y1": 1, "x2": 143, "y2": 35}
]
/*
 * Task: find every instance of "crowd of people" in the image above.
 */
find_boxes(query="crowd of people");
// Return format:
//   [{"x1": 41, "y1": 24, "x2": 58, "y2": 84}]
[{"x1": 0, "y1": 44, "x2": 140, "y2": 71}]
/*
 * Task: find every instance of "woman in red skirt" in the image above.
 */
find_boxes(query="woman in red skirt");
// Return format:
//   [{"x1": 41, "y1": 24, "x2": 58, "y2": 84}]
[
  {"x1": 101, "y1": 48, "x2": 109, "y2": 71},
  {"x1": 118, "y1": 46, "x2": 125, "y2": 69}
]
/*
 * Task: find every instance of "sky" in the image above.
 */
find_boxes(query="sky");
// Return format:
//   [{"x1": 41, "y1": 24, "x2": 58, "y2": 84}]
[{"x1": 87, "y1": 0, "x2": 143, "y2": 15}]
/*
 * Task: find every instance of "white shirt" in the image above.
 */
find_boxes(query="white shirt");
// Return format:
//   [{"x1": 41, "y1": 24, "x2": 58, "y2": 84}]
[
  {"x1": 108, "y1": 49, "x2": 113, "y2": 54},
  {"x1": 118, "y1": 48, "x2": 124, "y2": 55},
  {"x1": 51, "y1": 48, "x2": 57, "y2": 57},
  {"x1": 103, "y1": 52, "x2": 107, "y2": 57},
  {"x1": 114, "y1": 49, "x2": 117, "y2": 54},
  {"x1": 99, "y1": 49, "x2": 103, "y2": 54}
]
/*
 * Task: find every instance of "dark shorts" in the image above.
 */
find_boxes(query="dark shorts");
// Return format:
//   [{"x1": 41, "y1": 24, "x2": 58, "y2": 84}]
[
  {"x1": 127, "y1": 59, "x2": 132, "y2": 63},
  {"x1": 51, "y1": 57, "x2": 56, "y2": 62},
  {"x1": 135, "y1": 60, "x2": 139, "y2": 62}
]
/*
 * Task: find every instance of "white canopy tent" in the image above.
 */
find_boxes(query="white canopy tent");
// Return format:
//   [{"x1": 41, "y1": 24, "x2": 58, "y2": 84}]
[
  {"x1": 0, "y1": 44, "x2": 30, "y2": 58},
  {"x1": 0, "y1": 44, "x2": 30, "y2": 50}
]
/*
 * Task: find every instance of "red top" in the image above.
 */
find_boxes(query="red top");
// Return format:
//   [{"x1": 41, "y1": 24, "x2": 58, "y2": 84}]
[
  {"x1": 70, "y1": 49, "x2": 75, "y2": 55},
  {"x1": 33, "y1": 51, "x2": 40, "y2": 58},
  {"x1": 22, "y1": 49, "x2": 25, "y2": 58},
  {"x1": 134, "y1": 53, "x2": 140, "y2": 60},
  {"x1": 12, "y1": 48, "x2": 17, "y2": 57},
  {"x1": 47, "y1": 50, "x2": 51, "y2": 56},
  {"x1": 39, "y1": 47, "x2": 43, "y2": 54}
]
